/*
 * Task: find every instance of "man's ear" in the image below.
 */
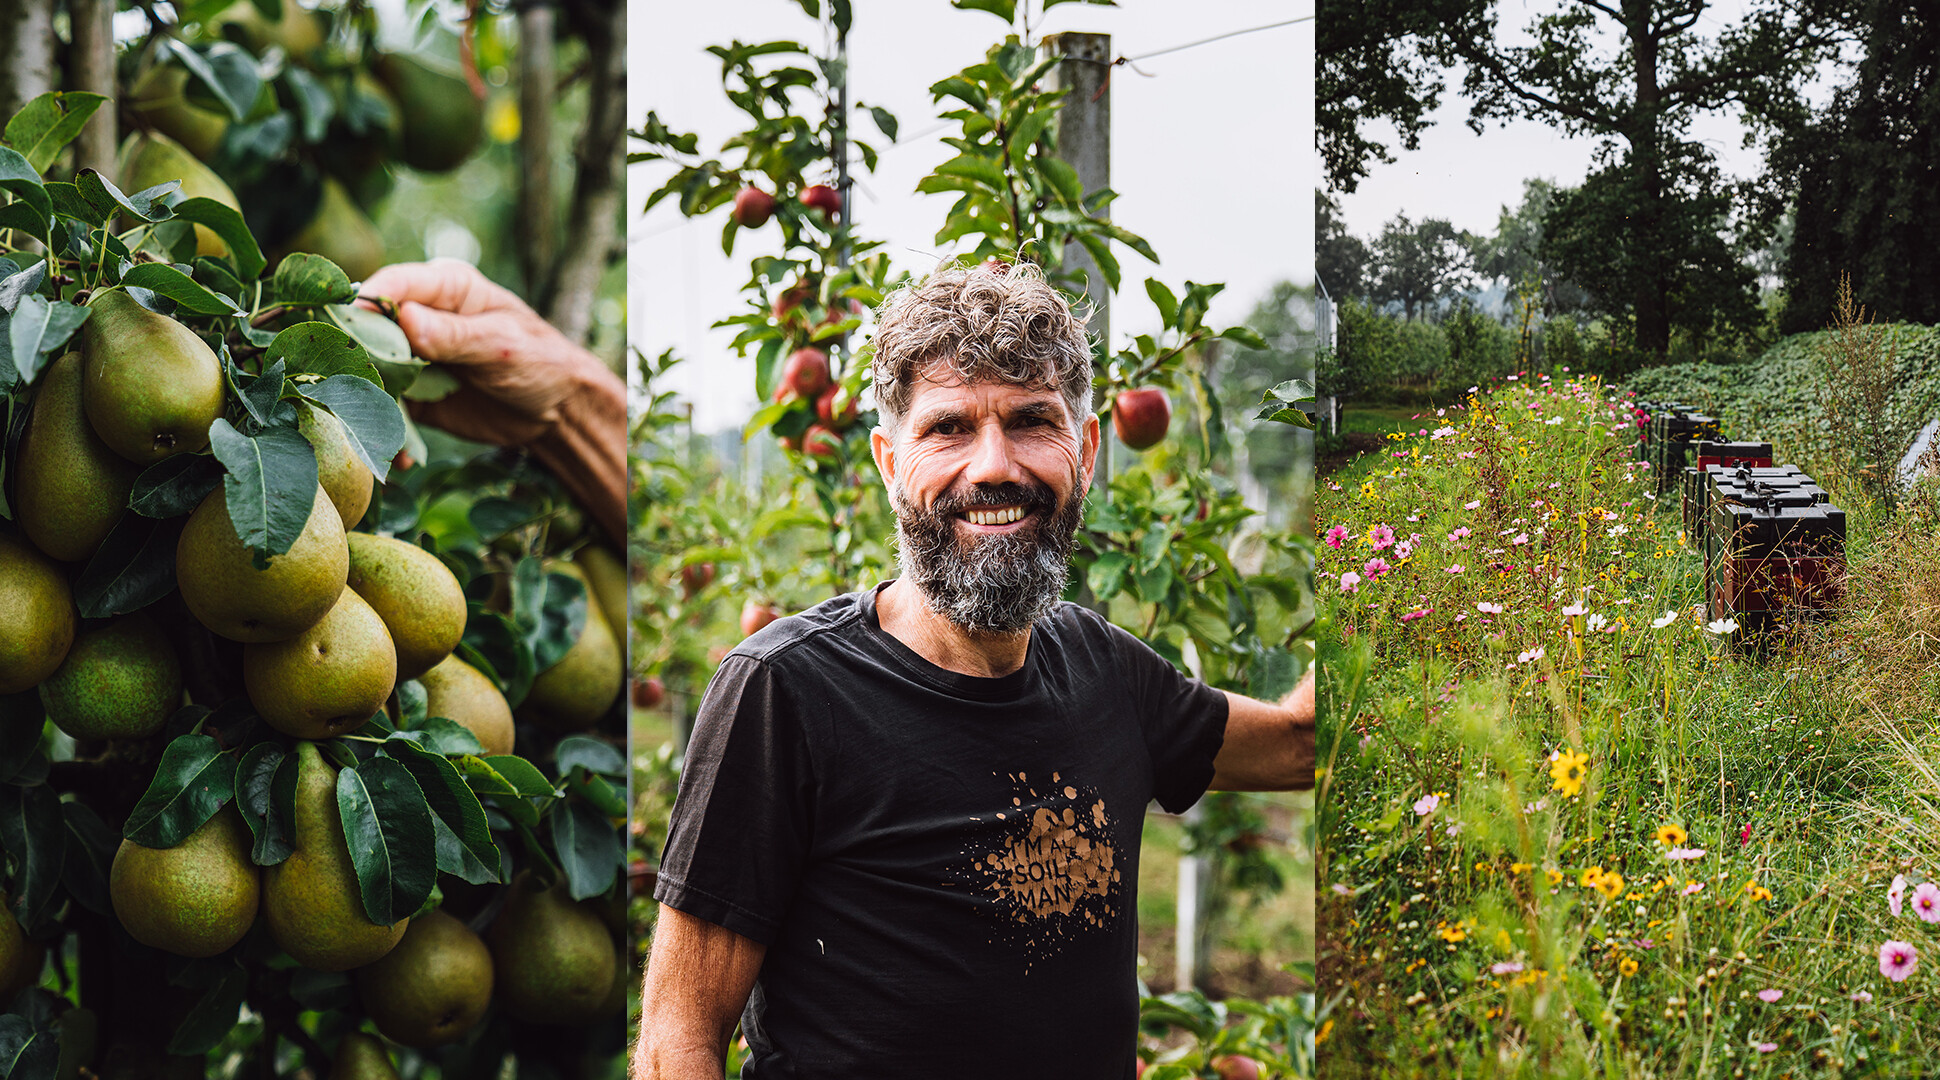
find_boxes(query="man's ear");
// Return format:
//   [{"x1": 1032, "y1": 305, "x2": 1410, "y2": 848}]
[
  {"x1": 870, "y1": 424, "x2": 897, "y2": 489},
  {"x1": 1080, "y1": 411, "x2": 1100, "y2": 487}
]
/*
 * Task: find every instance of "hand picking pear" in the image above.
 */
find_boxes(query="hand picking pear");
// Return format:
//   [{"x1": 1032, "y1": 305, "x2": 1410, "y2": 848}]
[
  {"x1": 0, "y1": 530, "x2": 76, "y2": 694},
  {"x1": 0, "y1": 893, "x2": 45, "y2": 1001},
  {"x1": 328, "y1": 1032, "x2": 401, "y2": 1080},
  {"x1": 486, "y1": 871, "x2": 616, "y2": 1025},
  {"x1": 300, "y1": 404, "x2": 374, "y2": 531},
  {"x1": 177, "y1": 484, "x2": 348, "y2": 643},
  {"x1": 417, "y1": 654, "x2": 513, "y2": 755},
  {"x1": 518, "y1": 564, "x2": 622, "y2": 733},
  {"x1": 244, "y1": 587, "x2": 397, "y2": 739},
  {"x1": 265, "y1": 742, "x2": 407, "y2": 970},
  {"x1": 109, "y1": 804, "x2": 259, "y2": 957},
  {"x1": 15, "y1": 352, "x2": 138, "y2": 563},
  {"x1": 40, "y1": 614, "x2": 181, "y2": 741},
  {"x1": 79, "y1": 289, "x2": 225, "y2": 464},
  {"x1": 353, "y1": 908, "x2": 493, "y2": 1047},
  {"x1": 346, "y1": 533, "x2": 466, "y2": 681}
]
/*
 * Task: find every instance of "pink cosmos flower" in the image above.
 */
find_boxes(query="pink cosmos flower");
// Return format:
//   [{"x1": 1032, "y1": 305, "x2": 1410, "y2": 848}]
[
  {"x1": 1890, "y1": 874, "x2": 1908, "y2": 916},
  {"x1": 1880, "y1": 940, "x2": 1919, "y2": 982},
  {"x1": 1477, "y1": 602, "x2": 1504, "y2": 614},
  {"x1": 1681, "y1": 882, "x2": 1704, "y2": 896},
  {"x1": 1757, "y1": 989, "x2": 1782, "y2": 1003},
  {"x1": 1324, "y1": 525, "x2": 1348, "y2": 549},
  {"x1": 1912, "y1": 881, "x2": 1940, "y2": 923},
  {"x1": 1852, "y1": 990, "x2": 1873, "y2": 1002},
  {"x1": 1511, "y1": 533, "x2": 1530, "y2": 545},
  {"x1": 1667, "y1": 848, "x2": 1706, "y2": 861},
  {"x1": 1447, "y1": 564, "x2": 1465, "y2": 574},
  {"x1": 1464, "y1": 499, "x2": 1482, "y2": 510},
  {"x1": 1755, "y1": 1043, "x2": 1777, "y2": 1054},
  {"x1": 1394, "y1": 540, "x2": 1415, "y2": 560},
  {"x1": 1449, "y1": 527, "x2": 1472, "y2": 541},
  {"x1": 1368, "y1": 524, "x2": 1396, "y2": 550},
  {"x1": 1339, "y1": 571, "x2": 1362, "y2": 594},
  {"x1": 1400, "y1": 608, "x2": 1432, "y2": 622},
  {"x1": 1516, "y1": 646, "x2": 1545, "y2": 664},
  {"x1": 1490, "y1": 961, "x2": 1523, "y2": 975},
  {"x1": 1364, "y1": 558, "x2": 1391, "y2": 580},
  {"x1": 1561, "y1": 604, "x2": 1586, "y2": 617},
  {"x1": 1413, "y1": 793, "x2": 1440, "y2": 817}
]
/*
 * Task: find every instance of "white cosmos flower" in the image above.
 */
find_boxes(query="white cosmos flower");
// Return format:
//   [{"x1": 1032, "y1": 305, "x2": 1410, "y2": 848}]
[
  {"x1": 1652, "y1": 611, "x2": 1677, "y2": 629},
  {"x1": 1706, "y1": 618, "x2": 1739, "y2": 635}
]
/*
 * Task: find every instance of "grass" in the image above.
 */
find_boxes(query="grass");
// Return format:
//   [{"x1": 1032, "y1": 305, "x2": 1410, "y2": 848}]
[{"x1": 1316, "y1": 372, "x2": 1940, "y2": 1077}]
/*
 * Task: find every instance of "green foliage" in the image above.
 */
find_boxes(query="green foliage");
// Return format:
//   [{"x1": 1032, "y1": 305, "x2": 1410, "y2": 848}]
[
  {"x1": 1368, "y1": 213, "x2": 1473, "y2": 321},
  {"x1": 1138, "y1": 988, "x2": 1316, "y2": 1079},
  {"x1": 1316, "y1": 0, "x2": 1491, "y2": 194}
]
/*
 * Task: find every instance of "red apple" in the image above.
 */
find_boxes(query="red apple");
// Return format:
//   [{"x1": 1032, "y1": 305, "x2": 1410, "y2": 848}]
[
  {"x1": 802, "y1": 424, "x2": 842, "y2": 459},
  {"x1": 801, "y1": 184, "x2": 841, "y2": 220},
  {"x1": 1113, "y1": 388, "x2": 1172, "y2": 450},
  {"x1": 740, "y1": 599, "x2": 782, "y2": 637},
  {"x1": 631, "y1": 676, "x2": 665, "y2": 709},
  {"x1": 1211, "y1": 1056, "x2": 1263, "y2": 1080},
  {"x1": 815, "y1": 386, "x2": 858, "y2": 429},
  {"x1": 778, "y1": 347, "x2": 832, "y2": 400},
  {"x1": 679, "y1": 562, "x2": 715, "y2": 598},
  {"x1": 771, "y1": 283, "x2": 812, "y2": 321},
  {"x1": 732, "y1": 186, "x2": 775, "y2": 228}
]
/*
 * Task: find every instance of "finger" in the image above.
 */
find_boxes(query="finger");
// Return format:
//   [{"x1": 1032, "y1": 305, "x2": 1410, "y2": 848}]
[
  {"x1": 393, "y1": 299, "x2": 495, "y2": 365},
  {"x1": 361, "y1": 258, "x2": 509, "y2": 316}
]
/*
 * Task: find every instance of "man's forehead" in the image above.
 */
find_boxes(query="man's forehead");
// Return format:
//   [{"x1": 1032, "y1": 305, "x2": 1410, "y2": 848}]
[{"x1": 906, "y1": 360, "x2": 1068, "y2": 414}]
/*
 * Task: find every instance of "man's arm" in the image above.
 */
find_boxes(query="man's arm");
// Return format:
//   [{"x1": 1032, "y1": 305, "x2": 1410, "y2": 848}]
[
  {"x1": 632, "y1": 904, "x2": 768, "y2": 1079},
  {"x1": 1209, "y1": 666, "x2": 1315, "y2": 791}
]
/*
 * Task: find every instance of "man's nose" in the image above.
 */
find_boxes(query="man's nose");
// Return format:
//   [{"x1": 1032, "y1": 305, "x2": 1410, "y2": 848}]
[{"x1": 962, "y1": 419, "x2": 1023, "y2": 488}]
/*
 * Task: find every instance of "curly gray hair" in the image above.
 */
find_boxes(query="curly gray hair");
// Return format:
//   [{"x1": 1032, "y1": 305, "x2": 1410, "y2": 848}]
[{"x1": 869, "y1": 261, "x2": 1093, "y2": 440}]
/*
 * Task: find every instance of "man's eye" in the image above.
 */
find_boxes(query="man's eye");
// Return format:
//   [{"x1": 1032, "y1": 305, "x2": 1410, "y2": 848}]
[{"x1": 932, "y1": 421, "x2": 963, "y2": 435}]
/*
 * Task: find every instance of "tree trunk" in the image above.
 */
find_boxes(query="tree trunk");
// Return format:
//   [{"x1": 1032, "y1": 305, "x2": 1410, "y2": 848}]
[
  {"x1": 1628, "y1": 7, "x2": 1672, "y2": 357},
  {"x1": 0, "y1": 0, "x2": 56, "y2": 125},
  {"x1": 69, "y1": 0, "x2": 118, "y2": 176},
  {"x1": 518, "y1": 3, "x2": 557, "y2": 303},
  {"x1": 542, "y1": 0, "x2": 625, "y2": 349}
]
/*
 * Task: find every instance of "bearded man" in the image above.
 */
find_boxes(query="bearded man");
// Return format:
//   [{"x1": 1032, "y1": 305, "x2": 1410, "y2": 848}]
[{"x1": 634, "y1": 262, "x2": 1314, "y2": 1080}]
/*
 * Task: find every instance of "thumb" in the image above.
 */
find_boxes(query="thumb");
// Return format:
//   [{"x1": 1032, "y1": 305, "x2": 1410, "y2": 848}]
[{"x1": 394, "y1": 299, "x2": 486, "y2": 365}]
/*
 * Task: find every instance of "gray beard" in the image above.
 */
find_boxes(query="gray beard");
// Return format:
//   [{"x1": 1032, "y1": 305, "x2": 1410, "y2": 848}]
[{"x1": 891, "y1": 475, "x2": 1085, "y2": 636}]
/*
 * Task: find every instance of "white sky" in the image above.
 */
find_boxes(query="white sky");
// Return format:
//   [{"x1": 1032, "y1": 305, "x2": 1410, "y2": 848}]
[
  {"x1": 629, "y1": 0, "x2": 1315, "y2": 432},
  {"x1": 1332, "y1": 0, "x2": 1847, "y2": 241}
]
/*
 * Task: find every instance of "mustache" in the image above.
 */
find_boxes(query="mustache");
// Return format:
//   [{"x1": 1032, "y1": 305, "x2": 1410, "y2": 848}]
[{"x1": 924, "y1": 481, "x2": 1060, "y2": 519}]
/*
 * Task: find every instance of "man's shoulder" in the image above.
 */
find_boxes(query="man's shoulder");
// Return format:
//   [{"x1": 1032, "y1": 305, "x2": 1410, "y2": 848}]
[{"x1": 722, "y1": 588, "x2": 874, "y2": 671}]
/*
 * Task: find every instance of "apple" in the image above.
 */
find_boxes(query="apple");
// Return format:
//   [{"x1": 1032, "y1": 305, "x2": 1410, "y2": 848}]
[
  {"x1": 777, "y1": 347, "x2": 832, "y2": 400},
  {"x1": 679, "y1": 562, "x2": 715, "y2": 598},
  {"x1": 802, "y1": 184, "x2": 841, "y2": 220},
  {"x1": 802, "y1": 424, "x2": 842, "y2": 459},
  {"x1": 731, "y1": 186, "x2": 775, "y2": 228},
  {"x1": 772, "y1": 283, "x2": 812, "y2": 321},
  {"x1": 1113, "y1": 388, "x2": 1172, "y2": 450},
  {"x1": 1211, "y1": 1055, "x2": 1263, "y2": 1080},
  {"x1": 740, "y1": 599, "x2": 782, "y2": 637},
  {"x1": 631, "y1": 676, "x2": 665, "y2": 709},
  {"x1": 816, "y1": 386, "x2": 858, "y2": 429}
]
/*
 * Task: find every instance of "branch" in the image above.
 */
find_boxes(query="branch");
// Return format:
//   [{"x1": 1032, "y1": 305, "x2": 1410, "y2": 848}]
[
  {"x1": 1460, "y1": 44, "x2": 1626, "y2": 132},
  {"x1": 541, "y1": 0, "x2": 625, "y2": 347},
  {"x1": 518, "y1": 3, "x2": 557, "y2": 302}
]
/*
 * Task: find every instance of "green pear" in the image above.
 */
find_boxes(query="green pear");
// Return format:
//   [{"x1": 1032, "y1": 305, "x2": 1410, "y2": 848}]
[
  {"x1": 265, "y1": 742, "x2": 407, "y2": 970},
  {"x1": 279, "y1": 177, "x2": 385, "y2": 283},
  {"x1": 177, "y1": 484, "x2": 348, "y2": 643},
  {"x1": 353, "y1": 908, "x2": 493, "y2": 1047},
  {"x1": 301, "y1": 404, "x2": 374, "y2": 532},
  {"x1": 40, "y1": 614, "x2": 181, "y2": 741},
  {"x1": 109, "y1": 805, "x2": 259, "y2": 958},
  {"x1": 116, "y1": 131, "x2": 240, "y2": 257},
  {"x1": 572, "y1": 544, "x2": 628, "y2": 639},
  {"x1": 417, "y1": 654, "x2": 513, "y2": 755},
  {"x1": 0, "y1": 531, "x2": 75, "y2": 695},
  {"x1": 328, "y1": 1032, "x2": 401, "y2": 1080},
  {"x1": 79, "y1": 289, "x2": 225, "y2": 465},
  {"x1": 127, "y1": 64, "x2": 228, "y2": 162},
  {"x1": 0, "y1": 893, "x2": 44, "y2": 1001},
  {"x1": 519, "y1": 564, "x2": 622, "y2": 733},
  {"x1": 486, "y1": 871, "x2": 616, "y2": 1025},
  {"x1": 15, "y1": 352, "x2": 138, "y2": 563},
  {"x1": 372, "y1": 53, "x2": 483, "y2": 174},
  {"x1": 244, "y1": 587, "x2": 397, "y2": 739},
  {"x1": 346, "y1": 534, "x2": 465, "y2": 681},
  {"x1": 211, "y1": 0, "x2": 326, "y2": 64}
]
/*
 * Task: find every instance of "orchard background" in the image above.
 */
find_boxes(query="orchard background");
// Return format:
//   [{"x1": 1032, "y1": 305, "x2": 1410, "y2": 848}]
[
  {"x1": 0, "y1": 0, "x2": 631, "y2": 1078},
  {"x1": 627, "y1": 1, "x2": 1314, "y2": 1076}
]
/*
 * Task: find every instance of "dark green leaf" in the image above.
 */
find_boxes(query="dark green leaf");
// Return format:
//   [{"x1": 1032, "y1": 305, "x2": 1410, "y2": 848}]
[
  {"x1": 236, "y1": 743, "x2": 294, "y2": 866},
  {"x1": 266, "y1": 321, "x2": 381, "y2": 384},
  {"x1": 0, "y1": 784, "x2": 65, "y2": 937},
  {"x1": 165, "y1": 39, "x2": 258, "y2": 122},
  {"x1": 396, "y1": 679, "x2": 427, "y2": 728},
  {"x1": 867, "y1": 105, "x2": 899, "y2": 141},
  {"x1": 76, "y1": 169, "x2": 174, "y2": 224},
  {"x1": 459, "y1": 609, "x2": 532, "y2": 708},
  {"x1": 431, "y1": 815, "x2": 500, "y2": 886},
  {"x1": 8, "y1": 296, "x2": 88, "y2": 384},
  {"x1": 272, "y1": 252, "x2": 356, "y2": 305},
  {"x1": 467, "y1": 496, "x2": 536, "y2": 541},
  {"x1": 1146, "y1": 279, "x2": 1179, "y2": 330},
  {"x1": 0, "y1": 201, "x2": 47, "y2": 242},
  {"x1": 5, "y1": 92, "x2": 107, "y2": 174},
  {"x1": 531, "y1": 571, "x2": 587, "y2": 673},
  {"x1": 565, "y1": 771, "x2": 628, "y2": 819},
  {"x1": 0, "y1": 146, "x2": 53, "y2": 221},
  {"x1": 173, "y1": 198, "x2": 267, "y2": 280},
  {"x1": 1220, "y1": 325, "x2": 1268, "y2": 350},
  {"x1": 129, "y1": 454, "x2": 222, "y2": 519},
  {"x1": 208, "y1": 418, "x2": 318, "y2": 562},
  {"x1": 282, "y1": 67, "x2": 333, "y2": 143},
  {"x1": 117, "y1": 263, "x2": 242, "y2": 316},
  {"x1": 929, "y1": 76, "x2": 989, "y2": 112},
  {"x1": 554, "y1": 736, "x2": 625, "y2": 778},
  {"x1": 236, "y1": 357, "x2": 285, "y2": 430},
  {"x1": 0, "y1": 1015, "x2": 58, "y2": 1079},
  {"x1": 74, "y1": 513, "x2": 180, "y2": 619},
  {"x1": 165, "y1": 964, "x2": 247, "y2": 1054},
  {"x1": 413, "y1": 718, "x2": 485, "y2": 757},
  {"x1": 323, "y1": 304, "x2": 419, "y2": 395},
  {"x1": 482, "y1": 755, "x2": 555, "y2": 797},
  {"x1": 950, "y1": 0, "x2": 1017, "y2": 22},
  {"x1": 0, "y1": 261, "x2": 46, "y2": 314},
  {"x1": 122, "y1": 735, "x2": 236, "y2": 847},
  {"x1": 1074, "y1": 233, "x2": 1121, "y2": 292},
  {"x1": 335, "y1": 757, "x2": 436, "y2": 926},
  {"x1": 934, "y1": 154, "x2": 1009, "y2": 192},
  {"x1": 1088, "y1": 550, "x2": 1131, "y2": 600},
  {"x1": 548, "y1": 798, "x2": 620, "y2": 900},
  {"x1": 58, "y1": 797, "x2": 117, "y2": 918},
  {"x1": 382, "y1": 737, "x2": 499, "y2": 885},
  {"x1": 297, "y1": 374, "x2": 404, "y2": 484}
]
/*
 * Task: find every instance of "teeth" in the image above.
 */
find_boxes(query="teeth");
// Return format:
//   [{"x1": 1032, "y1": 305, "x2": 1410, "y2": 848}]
[{"x1": 967, "y1": 506, "x2": 1024, "y2": 525}]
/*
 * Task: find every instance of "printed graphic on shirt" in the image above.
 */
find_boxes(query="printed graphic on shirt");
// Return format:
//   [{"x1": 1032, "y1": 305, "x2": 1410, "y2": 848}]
[{"x1": 962, "y1": 771, "x2": 1122, "y2": 955}]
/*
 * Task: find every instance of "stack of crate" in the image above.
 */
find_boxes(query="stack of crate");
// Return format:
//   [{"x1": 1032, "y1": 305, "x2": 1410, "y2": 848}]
[
  {"x1": 1702, "y1": 465, "x2": 1845, "y2": 649},
  {"x1": 1649, "y1": 406, "x2": 1722, "y2": 494},
  {"x1": 1680, "y1": 441, "x2": 1776, "y2": 539}
]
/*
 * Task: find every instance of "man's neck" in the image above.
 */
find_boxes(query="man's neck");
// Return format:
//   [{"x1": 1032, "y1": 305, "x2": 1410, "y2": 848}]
[{"x1": 875, "y1": 579, "x2": 1031, "y2": 678}]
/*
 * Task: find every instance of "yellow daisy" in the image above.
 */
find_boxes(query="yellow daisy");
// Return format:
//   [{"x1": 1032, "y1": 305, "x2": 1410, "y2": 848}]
[
  {"x1": 1654, "y1": 824, "x2": 1687, "y2": 848},
  {"x1": 1549, "y1": 748, "x2": 1590, "y2": 797},
  {"x1": 1618, "y1": 956, "x2": 1639, "y2": 977}
]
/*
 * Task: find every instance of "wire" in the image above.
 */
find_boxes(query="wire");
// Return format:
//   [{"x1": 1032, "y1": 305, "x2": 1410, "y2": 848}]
[{"x1": 1120, "y1": 15, "x2": 1311, "y2": 63}]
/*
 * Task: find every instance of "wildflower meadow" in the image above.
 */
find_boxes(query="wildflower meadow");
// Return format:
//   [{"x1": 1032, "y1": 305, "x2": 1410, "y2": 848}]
[{"x1": 1317, "y1": 371, "x2": 1940, "y2": 1077}]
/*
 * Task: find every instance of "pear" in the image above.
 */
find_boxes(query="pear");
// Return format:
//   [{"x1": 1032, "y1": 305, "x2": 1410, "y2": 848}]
[
  {"x1": 372, "y1": 53, "x2": 483, "y2": 174},
  {"x1": 264, "y1": 742, "x2": 407, "y2": 970},
  {"x1": 15, "y1": 352, "x2": 138, "y2": 563},
  {"x1": 0, "y1": 893, "x2": 44, "y2": 1001},
  {"x1": 328, "y1": 1032, "x2": 401, "y2": 1080},
  {"x1": 109, "y1": 805, "x2": 259, "y2": 958},
  {"x1": 116, "y1": 131, "x2": 240, "y2": 257},
  {"x1": 346, "y1": 534, "x2": 465, "y2": 681},
  {"x1": 244, "y1": 587, "x2": 397, "y2": 740},
  {"x1": 40, "y1": 614, "x2": 181, "y2": 741},
  {"x1": 353, "y1": 908, "x2": 493, "y2": 1047},
  {"x1": 211, "y1": 0, "x2": 326, "y2": 64},
  {"x1": 572, "y1": 544, "x2": 628, "y2": 639},
  {"x1": 279, "y1": 178, "x2": 385, "y2": 283},
  {"x1": 79, "y1": 289, "x2": 225, "y2": 465},
  {"x1": 301, "y1": 404, "x2": 374, "y2": 531},
  {"x1": 0, "y1": 531, "x2": 75, "y2": 695},
  {"x1": 127, "y1": 64, "x2": 228, "y2": 162},
  {"x1": 417, "y1": 654, "x2": 513, "y2": 756},
  {"x1": 486, "y1": 872, "x2": 616, "y2": 1025},
  {"x1": 177, "y1": 485, "x2": 348, "y2": 643},
  {"x1": 518, "y1": 564, "x2": 622, "y2": 733}
]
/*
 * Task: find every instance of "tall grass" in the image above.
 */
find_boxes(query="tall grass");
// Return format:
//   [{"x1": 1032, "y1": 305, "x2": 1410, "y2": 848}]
[{"x1": 1317, "y1": 374, "x2": 1940, "y2": 1078}]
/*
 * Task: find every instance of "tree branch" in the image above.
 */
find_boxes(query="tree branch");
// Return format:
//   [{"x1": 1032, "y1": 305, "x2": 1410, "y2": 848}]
[{"x1": 541, "y1": 0, "x2": 624, "y2": 348}]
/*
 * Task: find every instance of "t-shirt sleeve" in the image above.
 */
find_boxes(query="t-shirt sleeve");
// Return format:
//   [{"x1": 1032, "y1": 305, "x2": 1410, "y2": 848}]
[
  {"x1": 654, "y1": 654, "x2": 814, "y2": 946},
  {"x1": 1098, "y1": 617, "x2": 1230, "y2": 814}
]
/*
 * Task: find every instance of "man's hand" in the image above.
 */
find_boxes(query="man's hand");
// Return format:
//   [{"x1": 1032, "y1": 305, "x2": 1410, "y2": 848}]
[
  {"x1": 633, "y1": 905, "x2": 767, "y2": 1079},
  {"x1": 359, "y1": 259, "x2": 627, "y2": 541},
  {"x1": 1210, "y1": 666, "x2": 1316, "y2": 792}
]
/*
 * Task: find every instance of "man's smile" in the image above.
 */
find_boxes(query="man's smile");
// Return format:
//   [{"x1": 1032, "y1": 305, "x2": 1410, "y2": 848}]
[{"x1": 959, "y1": 505, "x2": 1032, "y2": 530}]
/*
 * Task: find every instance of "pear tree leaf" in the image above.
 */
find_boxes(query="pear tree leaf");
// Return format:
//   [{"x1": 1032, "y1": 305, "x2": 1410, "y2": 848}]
[
  {"x1": 0, "y1": 1015, "x2": 59, "y2": 1080},
  {"x1": 458, "y1": 609, "x2": 534, "y2": 709},
  {"x1": 237, "y1": 358, "x2": 286, "y2": 429},
  {"x1": 395, "y1": 679, "x2": 428, "y2": 728},
  {"x1": 265, "y1": 321, "x2": 381, "y2": 384},
  {"x1": 172, "y1": 198, "x2": 267, "y2": 280},
  {"x1": 9, "y1": 296, "x2": 89, "y2": 384},
  {"x1": 1087, "y1": 549, "x2": 1131, "y2": 601},
  {"x1": 236, "y1": 743, "x2": 294, "y2": 867},
  {"x1": 0, "y1": 145, "x2": 53, "y2": 221},
  {"x1": 452, "y1": 756, "x2": 539, "y2": 827},
  {"x1": 75, "y1": 169, "x2": 174, "y2": 224},
  {"x1": 165, "y1": 38, "x2": 258, "y2": 122},
  {"x1": 0, "y1": 261, "x2": 47, "y2": 315},
  {"x1": 4, "y1": 91, "x2": 107, "y2": 174},
  {"x1": 117, "y1": 263, "x2": 244, "y2": 316},
  {"x1": 564, "y1": 770, "x2": 628, "y2": 819},
  {"x1": 74, "y1": 513, "x2": 181, "y2": 619},
  {"x1": 531, "y1": 571, "x2": 587, "y2": 673},
  {"x1": 208, "y1": 417, "x2": 318, "y2": 563},
  {"x1": 481, "y1": 755, "x2": 555, "y2": 798},
  {"x1": 431, "y1": 816, "x2": 501, "y2": 886},
  {"x1": 1220, "y1": 325, "x2": 1268, "y2": 350},
  {"x1": 272, "y1": 252, "x2": 356, "y2": 305},
  {"x1": 297, "y1": 374, "x2": 404, "y2": 484},
  {"x1": 165, "y1": 964, "x2": 247, "y2": 1055},
  {"x1": 548, "y1": 797, "x2": 621, "y2": 900},
  {"x1": 122, "y1": 735, "x2": 235, "y2": 848},
  {"x1": 414, "y1": 718, "x2": 485, "y2": 757},
  {"x1": 553, "y1": 736, "x2": 625, "y2": 779},
  {"x1": 382, "y1": 737, "x2": 499, "y2": 885},
  {"x1": 57, "y1": 800, "x2": 117, "y2": 917},
  {"x1": 336, "y1": 756, "x2": 436, "y2": 926},
  {"x1": 0, "y1": 783, "x2": 66, "y2": 936},
  {"x1": 129, "y1": 453, "x2": 223, "y2": 519}
]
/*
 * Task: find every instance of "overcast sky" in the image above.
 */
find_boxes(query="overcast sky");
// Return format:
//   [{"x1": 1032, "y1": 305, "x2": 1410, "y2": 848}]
[{"x1": 629, "y1": 1, "x2": 1314, "y2": 432}]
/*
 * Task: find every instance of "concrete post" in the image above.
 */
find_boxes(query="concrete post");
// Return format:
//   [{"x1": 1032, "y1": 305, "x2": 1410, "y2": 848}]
[{"x1": 1045, "y1": 31, "x2": 1113, "y2": 494}]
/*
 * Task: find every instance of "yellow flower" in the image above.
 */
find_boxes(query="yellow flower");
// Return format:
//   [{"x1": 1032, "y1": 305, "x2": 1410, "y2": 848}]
[
  {"x1": 1595, "y1": 871, "x2": 1625, "y2": 900},
  {"x1": 1654, "y1": 824, "x2": 1687, "y2": 848},
  {"x1": 1745, "y1": 881, "x2": 1774, "y2": 902},
  {"x1": 1546, "y1": 869, "x2": 1564, "y2": 886},
  {"x1": 1580, "y1": 866, "x2": 1606, "y2": 888},
  {"x1": 1438, "y1": 923, "x2": 1467, "y2": 943},
  {"x1": 1618, "y1": 956, "x2": 1639, "y2": 977},
  {"x1": 1510, "y1": 862, "x2": 1533, "y2": 874},
  {"x1": 1549, "y1": 748, "x2": 1590, "y2": 797}
]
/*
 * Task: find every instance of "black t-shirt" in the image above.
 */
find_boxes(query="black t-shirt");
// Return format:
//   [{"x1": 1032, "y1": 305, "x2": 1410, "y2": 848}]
[{"x1": 655, "y1": 580, "x2": 1229, "y2": 1079}]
